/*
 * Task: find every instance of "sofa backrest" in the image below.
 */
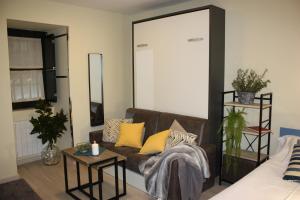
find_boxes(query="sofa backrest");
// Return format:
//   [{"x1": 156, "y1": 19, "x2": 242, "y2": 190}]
[
  {"x1": 126, "y1": 108, "x2": 209, "y2": 145},
  {"x1": 126, "y1": 108, "x2": 160, "y2": 144},
  {"x1": 157, "y1": 112, "x2": 208, "y2": 145}
]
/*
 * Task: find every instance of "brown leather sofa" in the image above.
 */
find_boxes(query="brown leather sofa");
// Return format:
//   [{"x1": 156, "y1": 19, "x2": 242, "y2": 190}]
[{"x1": 89, "y1": 108, "x2": 216, "y2": 199}]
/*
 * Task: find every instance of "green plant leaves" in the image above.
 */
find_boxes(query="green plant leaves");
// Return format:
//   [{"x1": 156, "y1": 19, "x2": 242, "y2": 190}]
[
  {"x1": 29, "y1": 100, "x2": 68, "y2": 148},
  {"x1": 221, "y1": 108, "x2": 247, "y2": 172},
  {"x1": 232, "y1": 69, "x2": 270, "y2": 93}
]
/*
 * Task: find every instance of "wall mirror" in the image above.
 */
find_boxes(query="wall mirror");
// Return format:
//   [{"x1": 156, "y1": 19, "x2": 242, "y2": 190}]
[{"x1": 88, "y1": 53, "x2": 104, "y2": 126}]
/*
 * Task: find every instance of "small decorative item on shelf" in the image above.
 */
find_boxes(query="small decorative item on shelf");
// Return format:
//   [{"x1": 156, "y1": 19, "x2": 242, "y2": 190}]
[
  {"x1": 74, "y1": 142, "x2": 105, "y2": 156},
  {"x1": 243, "y1": 126, "x2": 272, "y2": 135},
  {"x1": 75, "y1": 142, "x2": 91, "y2": 153},
  {"x1": 30, "y1": 100, "x2": 68, "y2": 165},
  {"x1": 232, "y1": 68, "x2": 270, "y2": 104},
  {"x1": 219, "y1": 108, "x2": 247, "y2": 172}
]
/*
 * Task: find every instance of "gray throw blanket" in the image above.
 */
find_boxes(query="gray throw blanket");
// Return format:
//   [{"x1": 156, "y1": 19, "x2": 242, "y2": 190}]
[{"x1": 139, "y1": 143, "x2": 210, "y2": 200}]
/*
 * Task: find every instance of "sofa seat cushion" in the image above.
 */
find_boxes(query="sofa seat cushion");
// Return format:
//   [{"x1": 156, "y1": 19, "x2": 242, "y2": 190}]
[
  {"x1": 100, "y1": 141, "x2": 150, "y2": 174},
  {"x1": 99, "y1": 141, "x2": 140, "y2": 156},
  {"x1": 127, "y1": 153, "x2": 151, "y2": 174}
]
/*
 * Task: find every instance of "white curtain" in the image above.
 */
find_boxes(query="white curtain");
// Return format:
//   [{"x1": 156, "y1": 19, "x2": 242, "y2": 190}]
[{"x1": 8, "y1": 36, "x2": 45, "y2": 102}]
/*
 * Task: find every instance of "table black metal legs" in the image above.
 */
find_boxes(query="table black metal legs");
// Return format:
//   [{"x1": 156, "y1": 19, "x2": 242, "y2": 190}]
[
  {"x1": 98, "y1": 159, "x2": 127, "y2": 200},
  {"x1": 64, "y1": 155, "x2": 81, "y2": 200},
  {"x1": 114, "y1": 159, "x2": 119, "y2": 200},
  {"x1": 88, "y1": 166, "x2": 94, "y2": 200},
  {"x1": 63, "y1": 154, "x2": 68, "y2": 192},
  {"x1": 63, "y1": 155, "x2": 126, "y2": 200},
  {"x1": 76, "y1": 161, "x2": 81, "y2": 188},
  {"x1": 98, "y1": 168, "x2": 103, "y2": 200},
  {"x1": 121, "y1": 160, "x2": 127, "y2": 196}
]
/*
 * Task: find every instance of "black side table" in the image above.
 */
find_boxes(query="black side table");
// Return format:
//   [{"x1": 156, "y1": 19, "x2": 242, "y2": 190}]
[{"x1": 62, "y1": 147, "x2": 127, "y2": 200}]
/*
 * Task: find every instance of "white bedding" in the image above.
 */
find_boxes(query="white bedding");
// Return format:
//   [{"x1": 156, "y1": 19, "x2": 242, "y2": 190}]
[{"x1": 211, "y1": 136, "x2": 300, "y2": 200}]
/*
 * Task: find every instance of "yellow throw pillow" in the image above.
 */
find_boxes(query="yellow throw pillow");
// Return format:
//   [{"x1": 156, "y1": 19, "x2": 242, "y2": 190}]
[
  {"x1": 115, "y1": 122, "x2": 145, "y2": 148},
  {"x1": 139, "y1": 130, "x2": 170, "y2": 155}
]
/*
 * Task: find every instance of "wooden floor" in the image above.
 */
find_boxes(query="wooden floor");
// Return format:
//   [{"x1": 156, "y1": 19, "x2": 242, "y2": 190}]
[{"x1": 18, "y1": 159, "x2": 226, "y2": 200}]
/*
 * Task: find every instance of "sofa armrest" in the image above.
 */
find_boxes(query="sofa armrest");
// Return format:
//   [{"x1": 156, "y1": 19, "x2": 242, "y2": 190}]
[
  {"x1": 167, "y1": 143, "x2": 217, "y2": 199},
  {"x1": 200, "y1": 143, "x2": 216, "y2": 187},
  {"x1": 89, "y1": 130, "x2": 103, "y2": 143}
]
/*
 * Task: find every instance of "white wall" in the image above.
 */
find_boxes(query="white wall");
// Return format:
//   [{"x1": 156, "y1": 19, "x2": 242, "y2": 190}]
[
  {"x1": 0, "y1": 0, "x2": 130, "y2": 181},
  {"x1": 125, "y1": 0, "x2": 300, "y2": 154}
]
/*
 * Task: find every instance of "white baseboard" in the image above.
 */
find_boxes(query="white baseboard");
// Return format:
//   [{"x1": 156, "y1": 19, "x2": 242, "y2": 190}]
[
  {"x1": 103, "y1": 166, "x2": 147, "y2": 193},
  {"x1": 0, "y1": 175, "x2": 20, "y2": 184},
  {"x1": 17, "y1": 154, "x2": 41, "y2": 165}
]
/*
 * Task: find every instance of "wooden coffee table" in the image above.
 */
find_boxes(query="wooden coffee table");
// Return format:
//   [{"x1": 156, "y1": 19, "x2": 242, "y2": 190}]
[{"x1": 62, "y1": 147, "x2": 127, "y2": 200}]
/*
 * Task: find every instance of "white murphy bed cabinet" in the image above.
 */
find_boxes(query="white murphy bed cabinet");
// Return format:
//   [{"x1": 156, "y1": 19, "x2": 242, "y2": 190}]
[{"x1": 133, "y1": 6, "x2": 225, "y2": 144}]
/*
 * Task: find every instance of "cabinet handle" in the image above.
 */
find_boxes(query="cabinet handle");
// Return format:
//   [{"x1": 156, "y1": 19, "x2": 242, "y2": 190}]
[
  {"x1": 187, "y1": 37, "x2": 204, "y2": 42},
  {"x1": 137, "y1": 43, "x2": 148, "y2": 48},
  {"x1": 44, "y1": 67, "x2": 56, "y2": 72}
]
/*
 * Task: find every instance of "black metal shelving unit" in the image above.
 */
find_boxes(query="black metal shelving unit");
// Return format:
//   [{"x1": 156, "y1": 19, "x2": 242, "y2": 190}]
[{"x1": 219, "y1": 91, "x2": 273, "y2": 184}]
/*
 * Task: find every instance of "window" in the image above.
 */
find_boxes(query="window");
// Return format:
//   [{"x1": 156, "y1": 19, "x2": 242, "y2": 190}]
[
  {"x1": 9, "y1": 36, "x2": 45, "y2": 103},
  {"x1": 8, "y1": 29, "x2": 57, "y2": 110}
]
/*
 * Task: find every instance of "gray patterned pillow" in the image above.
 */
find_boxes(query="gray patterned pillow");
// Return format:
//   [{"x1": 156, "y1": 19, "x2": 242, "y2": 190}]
[
  {"x1": 165, "y1": 130, "x2": 197, "y2": 149},
  {"x1": 283, "y1": 143, "x2": 300, "y2": 182},
  {"x1": 165, "y1": 120, "x2": 198, "y2": 149},
  {"x1": 103, "y1": 118, "x2": 132, "y2": 143},
  {"x1": 170, "y1": 120, "x2": 186, "y2": 132}
]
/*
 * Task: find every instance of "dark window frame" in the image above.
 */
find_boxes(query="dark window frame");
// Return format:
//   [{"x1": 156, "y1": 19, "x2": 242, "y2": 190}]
[{"x1": 8, "y1": 28, "x2": 55, "y2": 110}]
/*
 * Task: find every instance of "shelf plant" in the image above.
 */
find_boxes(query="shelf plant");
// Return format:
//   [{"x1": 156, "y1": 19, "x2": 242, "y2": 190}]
[
  {"x1": 220, "y1": 108, "x2": 247, "y2": 172},
  {"x1": 232, "y1": 69, "x2": 270, "y2": 104},
  {"x1": 30, "y1": 100, "x2": 68, "y2": 165}
]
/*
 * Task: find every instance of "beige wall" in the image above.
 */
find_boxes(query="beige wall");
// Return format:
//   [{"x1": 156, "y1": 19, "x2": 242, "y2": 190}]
[
  {"x1": 0, "y1": 0, "x2": 131, "y2": 181},
  {"x1": 0, "y1": 6, "x2": 18, "y2": 181},
  {"x1": 125, "y1": 0, "x2": 300, "y2": 153}
]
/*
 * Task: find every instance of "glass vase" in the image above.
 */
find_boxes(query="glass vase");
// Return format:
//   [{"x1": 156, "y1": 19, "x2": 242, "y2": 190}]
[{"x1": 41, "y1": 143, "x2": 61, "y2": 165}]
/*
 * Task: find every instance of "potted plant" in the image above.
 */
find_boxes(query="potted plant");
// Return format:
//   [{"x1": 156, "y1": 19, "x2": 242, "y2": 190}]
[
  {"x1": 220, "y1": 108, "x2": 247, "y2": 172},
  {"x1": 30, "y1": 100, "x2": 68, "y2": 165},
  {"x1": 232, "y1": 69, "x2": 270, "y2": 104}
]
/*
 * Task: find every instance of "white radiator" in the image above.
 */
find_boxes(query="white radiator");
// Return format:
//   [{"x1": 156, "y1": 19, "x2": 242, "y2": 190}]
[{"x1": 14, "y1": 120, "x2": 43, "y2": 164}]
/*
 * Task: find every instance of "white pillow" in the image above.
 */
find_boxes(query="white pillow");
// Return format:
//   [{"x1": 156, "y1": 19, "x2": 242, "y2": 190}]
[
  {"x1": 276, "y1": 135, "x2": 300, "y2": 153},
  {"x1": 271, "y1": 135, "x2": 300, "y2": 163}
]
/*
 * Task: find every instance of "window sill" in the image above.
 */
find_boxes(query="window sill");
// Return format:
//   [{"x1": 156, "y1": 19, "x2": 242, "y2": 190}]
[{"x1": 13, "y1": 107, "x2": 36, "y2": 112}]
